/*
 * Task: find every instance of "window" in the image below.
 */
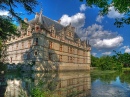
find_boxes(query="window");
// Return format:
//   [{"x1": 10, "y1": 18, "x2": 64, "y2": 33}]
[
  {"x1": 27, "y1": 53, "x2": 30, "y2": 60},
  {"x1": 73, "y1": 57, "x2": 75, "y2": 63},
  {"x1": 69, "y1": 32, "x2": 71, "y2": 37},
  {"x1": 73, "y1": 48, "x2": 75, "y2": 54},
  {"x1": 59, "y1": 55, "x2": 62, "y2": 62},
  {"x1": 68, "y1": 46, "x2": 70, "y2": 53},
  {"x1": 70, "y1": 47, "x2": 73, "y2": 54},
  {"x1": 28, "y1": 40, "x2": 31, "y2": 48},
  {"x1": 12, "y1": 45, "x2": 13, "y2": 50},
  {"x1": 59, "y1": 44, "x2": 63, "y2": 52},
  {"x1": 77, "y1": 49, "x2": 79, "y2": 55},
  {"x1": 83, "y1": 59, "x2": 85, "y2": 63},
  {"x1": 10, "y1": 57, "x2": 12, "y2": 63},
  {"x1": 16, "y1": 43, "x2": 18, "y2": 50},
  {"x1": 83, "y1": 51, "x2": 85, "y2": 56},
  {"x1": 22, "y1": 42, "x2": 24, "y2": 49},
  {"x1": 15, "y1": 54, "x2": 17, "y2": 60},
  {"x1": 48, "y1": 53, "x2": 52, "y2": 60},
  {"x1": 27, "y1": 31, "x2": 31, "y2": 36},
  {"x1": 49, "y1": 41, "x2": 53, "y2": 49},
  {"x1": 36, "y1": 26, "x2": 39, "y2": 31},
  {"x1": 77, "y1": 58, "x2": 79, "y2": 63},
  {"x1": 35, "y1": 38, "x2": 38, "y2": 45},
  {"x1": 70, "y1": 57, "x2": 73, "y2": 63},
  {"x1": 68, "y1": 56, "x2": 70, "y2": 62},
  {"x1": 34, "y1": 51, "x2": 38, "y2": 55}
]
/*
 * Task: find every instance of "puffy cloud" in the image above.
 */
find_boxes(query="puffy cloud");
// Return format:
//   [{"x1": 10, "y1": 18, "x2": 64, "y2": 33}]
[
  {"x1": 80, "y1": 4, "x2": 87, "y2": 11},
  {"x1": 121, "y1": 46, "x2": 130, "y2": 53},
  {"x1": 60, "y1": 13, "x2": 85, "y2": 28},
  {"x1": 96, "y1": 15, "x2": 104, "y2": 23},
  {"x1": 60, "y1": 13, "x2": 123, "y2": 51},
  {"x1": 77, "y1": 24, "x2": 123, "y2": 50},
  {"x1": 91, "y1": 36, "x2": 123, "y2": 49},
  {"x1": 102, "y1": 52, "x2": 111, "y2": 55},
  {"x1": 92, "y1": 53, "x2": 97, "y2": 56},
  {"x1": 107, "y1": 6, "x2": 124, "y2": 18},
  {"x1": 0, "y1": 10, "x2": 9, "y2": 16}
]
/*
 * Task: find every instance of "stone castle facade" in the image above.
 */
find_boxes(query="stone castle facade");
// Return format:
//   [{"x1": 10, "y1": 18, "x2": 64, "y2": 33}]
[{"x1": 5, "y1": 11, "x2": 91, "y2": 71}]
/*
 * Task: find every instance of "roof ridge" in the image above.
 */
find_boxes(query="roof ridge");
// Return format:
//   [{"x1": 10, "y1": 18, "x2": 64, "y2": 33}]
[{"x1": 42, "y1": 15, "x2": 64, "y2": 27}]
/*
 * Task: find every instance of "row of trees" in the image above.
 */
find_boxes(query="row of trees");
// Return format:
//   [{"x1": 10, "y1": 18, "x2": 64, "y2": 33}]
[{"x1": 91, "y1": 51, "x2": 130, "y2": 70}]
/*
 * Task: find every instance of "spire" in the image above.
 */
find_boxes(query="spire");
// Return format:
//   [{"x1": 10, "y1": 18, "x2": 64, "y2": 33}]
[{"x1": 38, "y1": 7, "x2": 44, "y2": 25}]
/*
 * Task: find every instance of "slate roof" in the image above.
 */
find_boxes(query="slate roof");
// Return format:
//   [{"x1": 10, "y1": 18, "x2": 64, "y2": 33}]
[{"x1": 28, "y1": 14, "x2": 79, "y2": 38}]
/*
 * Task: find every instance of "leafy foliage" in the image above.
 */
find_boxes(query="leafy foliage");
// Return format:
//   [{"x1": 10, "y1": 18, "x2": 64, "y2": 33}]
[
  {"x1": 0, "y1": 0, "x2": 38, "y2": 40},
  {"x1": 0, "y1": 16, "x2": 18, "y2": 40},
  {"x1": 91, "y1": 51, "x2": 130, "y2": 71},
  {"x1": 80, "y1": 0, "x2": 130, "y2": 27},
  {"x1": 0, "y1": 0, "x2": 38, "y2": 20}
]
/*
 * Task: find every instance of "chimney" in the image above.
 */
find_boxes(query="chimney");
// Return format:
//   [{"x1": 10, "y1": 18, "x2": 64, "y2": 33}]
[
  {"x1": 24, "y1": 18, "x2": 28, "y2": 23},
  {"x1": 35, "y1": 12, "x2": 40, "y2": 18},
  {"x1": 58, "y1": 19, "x2": 61, "y2": 23}
]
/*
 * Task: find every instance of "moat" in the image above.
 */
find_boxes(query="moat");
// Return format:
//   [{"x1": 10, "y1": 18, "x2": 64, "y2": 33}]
[{"x1": 0, "y1": 70, "x2": 130, "y2": 97}]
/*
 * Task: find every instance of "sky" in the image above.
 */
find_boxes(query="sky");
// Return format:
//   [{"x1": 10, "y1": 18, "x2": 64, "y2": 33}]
[{"x1": 0, "y1": 0, "x2": 130, "y2": 57}]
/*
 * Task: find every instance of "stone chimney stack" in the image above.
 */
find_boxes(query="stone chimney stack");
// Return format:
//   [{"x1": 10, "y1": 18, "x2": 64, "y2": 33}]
[
  {"x1": 24, "y1": 18, "x2": 28, "y2": 23},
  {"x1": 35, "y1": 12, "x2": 40, "y2": 19},
  {"x1": 58, "y1": 19, "x2": 61, "y2": 23}
]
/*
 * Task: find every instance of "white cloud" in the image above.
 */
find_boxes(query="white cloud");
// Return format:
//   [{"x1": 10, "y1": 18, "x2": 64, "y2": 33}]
[
  {"x1": 92, "y1": 53, "x2": 97, "y2": 56},
  {"x1": 60, "y1": 13, "x2": 85, "y2": 28},
  {"x1": 92, "y1": 36, "x2": 123, "y2": 49},
  {"x1": 125, "y1": 48, "x2": 130, "y2": 53},
  {"x1": 121, "y1": 46, "x2": 130, "y2": 53},
  {"x1": 78, "y1": 24, "x2": 123, "y2": 50},
  {"x1": 0, "y1": 10, "x2": 9, "y2": 16},
  {"x1": 96, "y1": 15, "x2": 104, "y2": 23},
  {"x1": 80, "y1": 4, "x2": 87, "y2": 11},
  {"x1": 60, "y1": 13, "x2": 123, "y2": 51},
  {"x1": 102, "y1": 52, "x2": 111, "y2": 55},
  {"x1": 107, "y1": 6, "x2": 124, "y2": 18}
]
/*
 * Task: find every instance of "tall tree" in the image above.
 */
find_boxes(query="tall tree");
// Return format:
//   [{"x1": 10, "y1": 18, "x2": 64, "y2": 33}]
[{"x1": 80, "y1": 0, "x2": 130, "y2": 27}]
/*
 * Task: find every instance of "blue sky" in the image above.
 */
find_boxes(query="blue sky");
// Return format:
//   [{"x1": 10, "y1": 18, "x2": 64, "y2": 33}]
[{"x1": 0, "y1": 0, "x2": 130, "y2": 57}]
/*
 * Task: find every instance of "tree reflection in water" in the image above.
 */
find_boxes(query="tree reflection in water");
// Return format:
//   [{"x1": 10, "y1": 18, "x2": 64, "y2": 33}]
[
  {"x1": 3, "y1": 71, "x2": 91, "y2": 97},
  {"x1": 91, "y1": 70, "x2": 130, "y2": 97},
  {"x1": 2, "y1": 70, "x2": 130, "y2": 97}
]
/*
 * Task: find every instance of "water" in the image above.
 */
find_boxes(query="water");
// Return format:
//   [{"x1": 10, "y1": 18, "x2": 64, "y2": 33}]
[{"x1": 0, "y1": 70, "x2": 130, "y2": 97}]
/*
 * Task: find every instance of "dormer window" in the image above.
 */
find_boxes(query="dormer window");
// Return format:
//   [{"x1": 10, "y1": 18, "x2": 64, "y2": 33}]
[
  {"x1": 27, "y1": 31, "x2": 31, "y2": 36},
  {"x1": 36, "y1": 27, "x2": 39, "y2": 30}
]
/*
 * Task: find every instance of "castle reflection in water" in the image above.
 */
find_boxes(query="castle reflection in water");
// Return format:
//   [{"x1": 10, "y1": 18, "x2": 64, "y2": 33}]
[{"x1": 3, "y1": 72, "x2": 91, "y2": 97}]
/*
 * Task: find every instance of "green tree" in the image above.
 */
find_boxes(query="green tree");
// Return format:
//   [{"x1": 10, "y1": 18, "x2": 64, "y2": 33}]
[
  {"x1": 0, "y1": 0, "x2": 38, "y2": 40},
  {"x1": 0, "y1": 16, "x2": 18, "y2": 40},
  {"x1": 91, "y1": 55, "x2": 99, "y2": 67},
  {"x1": 80, "y1": 0, "x2": 130, "y2": 27}
]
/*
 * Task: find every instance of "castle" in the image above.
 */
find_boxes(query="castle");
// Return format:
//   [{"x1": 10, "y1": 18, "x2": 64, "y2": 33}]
[{"x1": 5, "y1": 11, "x2": 91, "y2": 71}]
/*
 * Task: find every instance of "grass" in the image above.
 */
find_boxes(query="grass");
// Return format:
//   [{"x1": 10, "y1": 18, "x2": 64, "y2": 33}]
[
  {"x1": 122, "y1": 68, "x2": 130, "y2": 71},
  {"x1": 90, "y1": 69, "x2": 116, "y2": 76}
]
